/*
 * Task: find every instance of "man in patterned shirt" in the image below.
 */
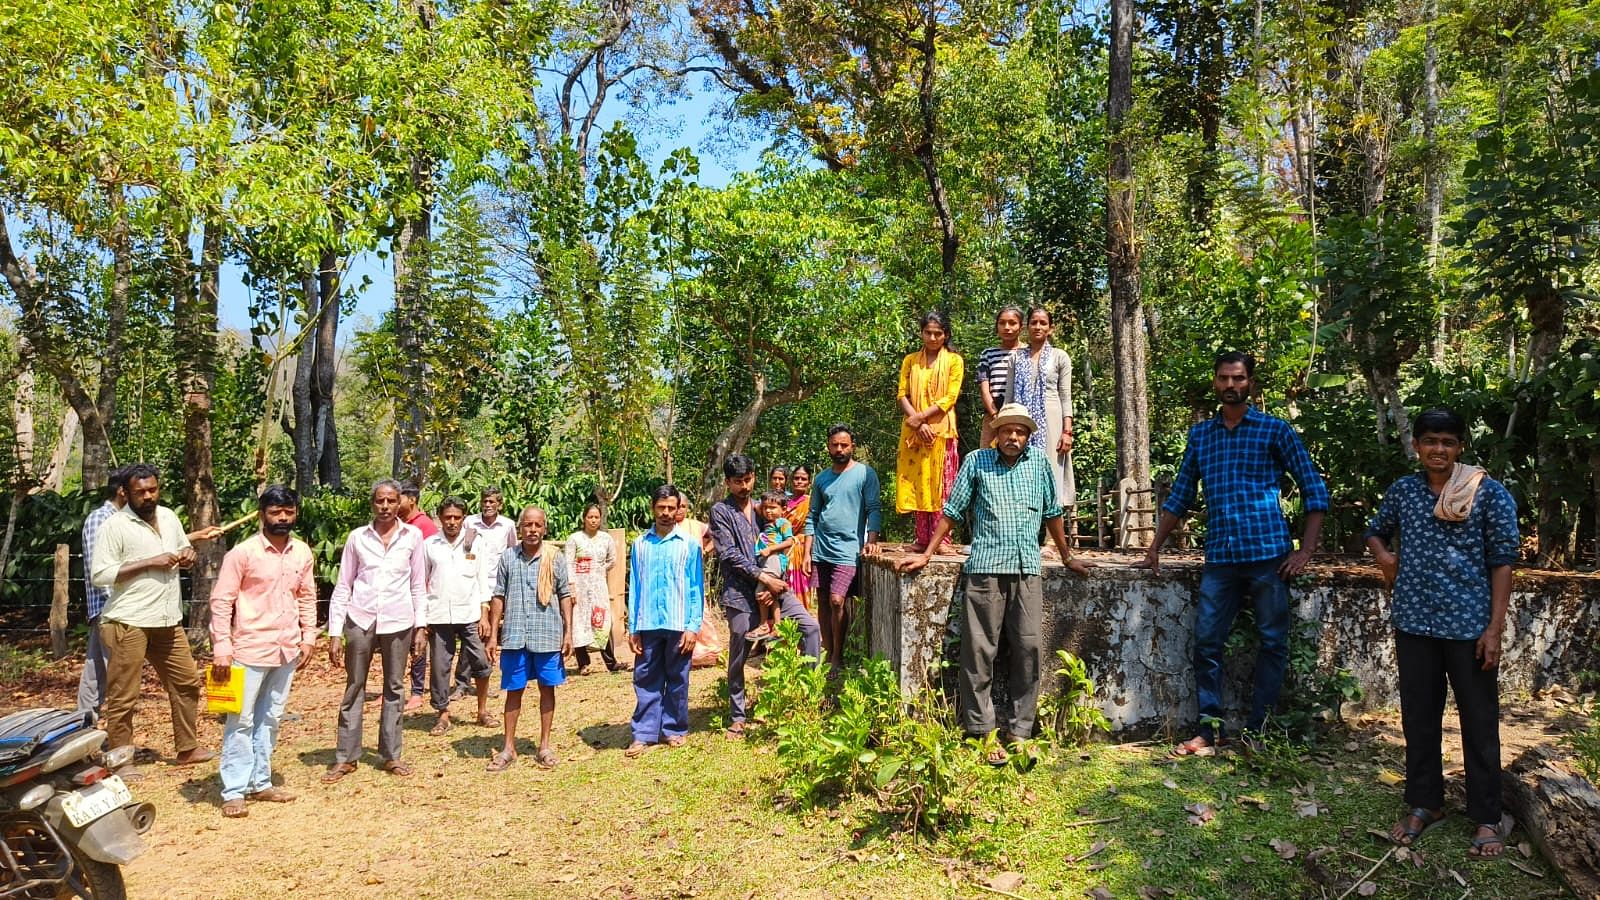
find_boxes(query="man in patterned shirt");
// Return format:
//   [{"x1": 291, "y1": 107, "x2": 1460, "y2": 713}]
[
  {"x1": 1136, "y1": 351, "x2": 1329, "y2": 756},
  {"x1": 484, "y1": 506, "x2": 573, "y2": 771},
  {"x1": 78, "y1": 466, "x2": 131, "y2": 715},
  {"x1": 900, "y1": 404, "x2": 1089, "y2": 765},
  {"x1": 1366, "y1": 407, "x2": 1518, "y2": 859}
]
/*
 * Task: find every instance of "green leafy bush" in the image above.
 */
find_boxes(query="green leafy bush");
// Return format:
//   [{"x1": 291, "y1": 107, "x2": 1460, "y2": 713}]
[{"x1": 1036, "y1": 649, "x2": 1111, "y2": 747}]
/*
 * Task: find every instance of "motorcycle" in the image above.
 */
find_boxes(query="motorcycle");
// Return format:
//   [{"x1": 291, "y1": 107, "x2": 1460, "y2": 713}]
[{"x1": 0, "y1": 709, "x2": 154, "y2": 900}]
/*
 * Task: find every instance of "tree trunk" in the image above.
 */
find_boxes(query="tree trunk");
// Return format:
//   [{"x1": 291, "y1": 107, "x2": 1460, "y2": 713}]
[
  {"x1": 313, "y1": 249, "x2": 342, "y2": 490},
  {"x1": 1422, "y1": 0, "x2": 1446, "y2": 365},
  {"x1": 292, "y1": 271, "x2": 318, "y2": 496},
  {"x1": 698, "y1": 369, "x2": 812, "y2": 511},
  {"x1": 40, "y1": 410, "x2": 77, "y2": 493},
  {"x1": 913, "y1": 12, "x2": 958, "y2": 284},
  {"x1": 1501, "y1": 744, "x2": 1600, "y2": 897},
  {"x1": 392, "y1": 152, "x2": 434, "y2": 484},
  {"x1": 1107, "y1": 0, "x2": 1153, "y2": 546},
  {"x1": 175, "y1": 221, "x2": 223, "y2": 637}
]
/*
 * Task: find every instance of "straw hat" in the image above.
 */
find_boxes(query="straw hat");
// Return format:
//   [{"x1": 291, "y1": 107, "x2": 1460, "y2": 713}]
[{"x1": 990, "y1": 403, "x2": 1037, "y2": 436}]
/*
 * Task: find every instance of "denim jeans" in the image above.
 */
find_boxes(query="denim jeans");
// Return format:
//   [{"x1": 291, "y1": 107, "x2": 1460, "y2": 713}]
[
  {"x1": 219, "y1": 660, "x2": 297, "y2": 801},
  {"x1": 1193, "y1": 555, "x2": 1290, "y2": 741}
]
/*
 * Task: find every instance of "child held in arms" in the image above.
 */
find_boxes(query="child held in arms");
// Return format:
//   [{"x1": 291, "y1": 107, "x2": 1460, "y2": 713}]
[{"x1": 747, "y1": 492, "x2": 796, "y2": 642}]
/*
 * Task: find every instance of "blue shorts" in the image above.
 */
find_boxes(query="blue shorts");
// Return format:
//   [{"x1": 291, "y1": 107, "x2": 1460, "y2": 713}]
[{"x1": 500, "y1": 649, "x2": 565, "y2": 691}]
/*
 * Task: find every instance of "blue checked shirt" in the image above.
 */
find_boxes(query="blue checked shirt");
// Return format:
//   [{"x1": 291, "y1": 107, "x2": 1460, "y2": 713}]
[
  {"x1": 1161, "y1": 405, "x2": 1331, "y2": 565},
  {"x1": 629, "y1": 527, "x2": 705, "y2": 634},
  {"x1": 492, "y1": 544, "x2": 572, "y2": 653},
  {"x1": 81, "y1": 501, "x2": 117, "y2": 620},
  {"x1": 943, "y1": 448, "x2": 1063, "y2": 575}
]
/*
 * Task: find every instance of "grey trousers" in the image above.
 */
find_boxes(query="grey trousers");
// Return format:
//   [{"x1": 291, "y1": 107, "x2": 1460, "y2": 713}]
[
  {"x1": 336, "y1": 619, "x2": 410, "y2": 765},
  {"x1": 960, "y1": 573, "x2": 1043, "y2": 739},
  {"x1": 76, "y1": 614, "x2": 108, "y2": 714},
  {"x1": 428, "y1": 624, "x2": 491, "y2": 712},
  {"x1": 725, "y1": 591, "x2": 821, "y2": 724}
]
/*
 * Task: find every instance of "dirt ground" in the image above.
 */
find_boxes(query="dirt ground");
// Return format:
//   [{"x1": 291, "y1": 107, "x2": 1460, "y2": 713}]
[{"x1": 0, "y1": 633, "x2": 1592, "y2": 898}]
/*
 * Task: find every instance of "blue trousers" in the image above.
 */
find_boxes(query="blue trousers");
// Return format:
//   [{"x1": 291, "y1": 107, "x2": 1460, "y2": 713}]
[
  {"x1": 219, "y1": 660, "x2": 297, "y2": 801},
  {"x1": 631, "y1": 630, "x2": 693, "y2": 743},
  {"x1": 1193, "y1": 555, "x2": 1290, "y2": 741}
]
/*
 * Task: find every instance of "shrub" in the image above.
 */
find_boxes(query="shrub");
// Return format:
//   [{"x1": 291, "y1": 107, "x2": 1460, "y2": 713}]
[{"x1": 1036, "y1": 649, "x2": 1111, "y2": 748}]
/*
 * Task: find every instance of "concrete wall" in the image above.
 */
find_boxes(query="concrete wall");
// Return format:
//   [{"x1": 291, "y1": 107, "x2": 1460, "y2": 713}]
[{"x1": 861, "y1": 552, "x2": 1600, "y2": 734}]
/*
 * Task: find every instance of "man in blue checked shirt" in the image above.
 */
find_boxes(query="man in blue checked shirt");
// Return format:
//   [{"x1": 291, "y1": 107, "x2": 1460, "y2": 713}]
[
  {"x1": 78, "y1": 467, "x2": 131, "y2": 715},
  {"x1": 1135, "y1": 351, "x2": 1329, "y2": 757},
  {"x1": 624, "y1": 485, "x2": 705, "y2": 759}
]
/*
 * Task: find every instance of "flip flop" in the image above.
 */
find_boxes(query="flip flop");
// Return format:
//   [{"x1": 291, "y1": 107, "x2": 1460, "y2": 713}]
[
  {"x1": 171, "y1": 749, "x2": 217, "y2": 767},
  {"x1": 321, "y1": 762, "x2": 357, "y2": 784},
  {"x1": 985, "y1": 744, "x2": 1010, "y2": 767},
  {"x1": 535, "y1": 747, "x2": 558, "y2": 769},
  {"x1": 665, "y1": 735, "x2": 687, "y2": 748},
  {"x1": 381, "y1": 760, "x2": 414, "y2": 777},
  {"x1": 1469, "y1": 814, "x2": 1515, "y2": 859},
  {"x1": 485, "y1": 750, "x2": 517, "y2": 773},
  {"x1": 1169, "y1": 736, "x2": 1218, "y2": 758},
  {"x1": 476, "y1": 713, "x2": 501, "y2": 728},
  {"x1": 624, "y1": 741, "x2": 651, "y2": 759},
  {"x1": 725, "y1": 721, "x2": 746, "y2": 739},
  {"x1": 1390, "y1": 807, "x2": 1447, "y2": 846},
  {"x1": 429, "y1": 717, "x2": 453, "y2": 736}
]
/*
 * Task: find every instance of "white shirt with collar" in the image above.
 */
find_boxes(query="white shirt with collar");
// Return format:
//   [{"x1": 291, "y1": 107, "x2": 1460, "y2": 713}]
[
  {"x1": 424, "y1": 530, "x2": 491, "y2": 625},
  {"x1": 464, "y1": 513, "x2": 517, "y2": 551}
]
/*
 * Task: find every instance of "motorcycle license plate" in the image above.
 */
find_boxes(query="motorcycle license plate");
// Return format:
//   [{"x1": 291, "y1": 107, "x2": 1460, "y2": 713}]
[{"x1": 61, "y1": 776, "x2": 133, "y2": 828}]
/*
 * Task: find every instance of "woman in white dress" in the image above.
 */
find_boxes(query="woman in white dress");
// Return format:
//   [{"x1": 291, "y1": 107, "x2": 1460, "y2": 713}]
[
  {"x1": 566, "y1": 503, "x2": 626, "y2": 674},
  {"x1": 1004, "y1": 306, "x2": 1076, "y2": 509}
]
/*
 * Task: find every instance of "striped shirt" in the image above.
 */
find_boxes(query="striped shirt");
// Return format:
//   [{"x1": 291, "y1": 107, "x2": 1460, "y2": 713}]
[
  {"x1": 942, "y1": 448, "x2": 1062, "y2": 575},
  {"x1": 976, "y1": 346, "x2": 1015, "y2": 409},
  {"x1": 81, "y1": 501, "x2": 117, "y2": 620},
  {"x1": 492, "y1": 544, "x2": 572, "y2": 653},
  {"x1": 1161, "y1": 405, "x2": 1331, "y2": 565},
  {"x1": 628, "y1": 527, "x2": 705, "y2": 634}
]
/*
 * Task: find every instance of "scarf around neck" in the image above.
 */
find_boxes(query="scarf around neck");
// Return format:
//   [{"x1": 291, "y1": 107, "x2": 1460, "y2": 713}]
[{"x1": 1434, "y1": 463, "x2": 1487, "y2": 522}]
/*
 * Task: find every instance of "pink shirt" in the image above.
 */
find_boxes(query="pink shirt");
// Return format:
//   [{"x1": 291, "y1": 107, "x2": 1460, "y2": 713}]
[
  {"x1": 209, "y1": 533, "x2": 318, "y2": 667},
  {"x1": 326, "y1": 522, "x2": 427, "y2": 638}
]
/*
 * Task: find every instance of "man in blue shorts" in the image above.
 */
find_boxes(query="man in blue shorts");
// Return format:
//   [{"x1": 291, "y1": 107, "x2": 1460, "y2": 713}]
[{"x1": 485, "y1": 506, "x2": 573, "y2": 771}]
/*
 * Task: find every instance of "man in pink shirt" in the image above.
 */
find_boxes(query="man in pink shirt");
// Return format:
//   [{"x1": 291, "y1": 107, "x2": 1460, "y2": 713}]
[
  {"x1": 209, "y1": 486, "x2": 318, "y2": 818},
  {"x1": 322, "y1": 479, "x2": 427, "y2": 782}
]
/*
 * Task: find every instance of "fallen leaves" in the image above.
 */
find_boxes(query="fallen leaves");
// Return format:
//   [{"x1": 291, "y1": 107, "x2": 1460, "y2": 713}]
[
  {"x1": 1355, "y1": 880, "x2": 1377, "y2": 896},
  {"x1": 1066, "y1": 840, "x2": 1107, "y2": 864},
  {"x1": 1375, "y1": 768, "x2": 1405, "y2": 787},
  {"x1": 1269, "y1": 838, "x2": 1298, "y2": 860},
  {"x1": 988, "y1": 871, "x2": 1025, "y2": 892},
  {"x1": 1184, "y1": 802, "x2": 1216, "y2": 826}
]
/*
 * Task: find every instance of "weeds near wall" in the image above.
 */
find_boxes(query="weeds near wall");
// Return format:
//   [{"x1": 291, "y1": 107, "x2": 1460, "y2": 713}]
[{"x1": 1036, "y1": 650, "x2": 1111, "y2": 748}]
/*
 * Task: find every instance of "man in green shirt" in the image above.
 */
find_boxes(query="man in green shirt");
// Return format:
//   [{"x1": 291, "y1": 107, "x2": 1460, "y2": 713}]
[
  {"x1": 89, "y1": 463, "x2": 219, "y2": 772},
  {"x1": 900, "y1": 404, "x2": 1090, "y2": 765}
]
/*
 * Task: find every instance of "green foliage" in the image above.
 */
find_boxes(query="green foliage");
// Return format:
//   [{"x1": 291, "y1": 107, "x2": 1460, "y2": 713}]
[
  {"x1": 1225, "y1": 615, "x2": 1362, "y2": 743},
  {"x1": 758, "y1": 622, "x2": 991, "y2": 835},
  {"x1": 1036, "y1": 650, "x2": 1112, "y2": 748},
  {"x1": 1562, "y1": 692, "x2": 1600, "y2": 783}
]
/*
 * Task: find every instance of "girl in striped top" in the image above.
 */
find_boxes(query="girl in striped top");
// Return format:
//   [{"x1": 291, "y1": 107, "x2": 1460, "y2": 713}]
[{"x1": 977, "y1": 306, "x2": 1024, "y2": 449}]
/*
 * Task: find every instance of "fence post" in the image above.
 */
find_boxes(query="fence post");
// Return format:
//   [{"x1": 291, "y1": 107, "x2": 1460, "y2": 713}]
[
  {"x1": 1095, "y1": 478, "x2": 1108, "y2": 549},
  {"x1": 50, "y1": 543, "x2": 69, "y2": 660}
]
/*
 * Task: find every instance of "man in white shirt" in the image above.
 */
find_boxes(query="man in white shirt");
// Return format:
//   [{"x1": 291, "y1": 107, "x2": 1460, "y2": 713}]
[
  {"x1": 322, "y1": 479, "x2": 427, "y2": 782},
  {"x1": 455, "y1": 487, "x2": 518, "y2": 698},
  {"x1": 423, "y1": 497, "x2": 497, "y2": 734}
]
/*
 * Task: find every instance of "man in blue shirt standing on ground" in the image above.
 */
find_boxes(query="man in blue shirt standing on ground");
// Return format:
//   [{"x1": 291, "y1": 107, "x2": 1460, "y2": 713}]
[
  {"x1": 798, "y1": 424, "x2": 882, "y2": 680},
  {"x1": 1135, "y1": 351, "x2": 1329, "y2": 756},
  {"x1": 1366, "y1": 407, "x2": 1518, "y2": 859},
  {"x1": 625, "y1": 485, "x2": 704, "y2": 758}
]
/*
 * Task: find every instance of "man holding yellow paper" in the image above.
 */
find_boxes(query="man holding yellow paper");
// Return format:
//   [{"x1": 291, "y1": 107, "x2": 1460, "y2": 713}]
[{"x1": 209, "y1": 486, "x2": 318, "y2": 819}]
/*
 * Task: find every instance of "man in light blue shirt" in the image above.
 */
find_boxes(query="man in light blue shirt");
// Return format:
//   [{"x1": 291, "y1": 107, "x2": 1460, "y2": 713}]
[
  {"x1": 625, "y1": 485, "x2": 705, "y2": 757},
  {"x1": 800, "y1": 424, "x2": 882, "y2": 678}
]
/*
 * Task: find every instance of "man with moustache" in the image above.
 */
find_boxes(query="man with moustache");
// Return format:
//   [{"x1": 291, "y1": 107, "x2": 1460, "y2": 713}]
[
  {"x1": 485, "y1": 506, "x2": 573, "y2": 771},
  {"x1": 711, "y1": 454, "x2": 821, "y2": 738},
  {"x1": 90, "y1": 463, "x2": 219, "y2": 773},
  {"x1": 322, "y1": 479, "x2": 428, "y2": 782},
  {"x1": 624, "y1": 485, "x2": 704, "y2": 757},
  {"x1": 797, "y1": 425, "x2": 882, "y2": 680},
  {"x1": 423, "y1": 497, "x2": 497, "y2": 735},
  {"x1": 209, "y1": 485, "x2": 318, "y2": 817},
  {"x1": 899, "y1": 405, "x2": 1090, "y2": 765},
  {"x1": 398, "y1": 481, "x2": 438, "y2": 712},
  {"x1": 1135, "y1": 351, "x2": 1330, "y2": 757},
  {"x1": 452, "y1": 487, "x2": 518, "y2": 699}
]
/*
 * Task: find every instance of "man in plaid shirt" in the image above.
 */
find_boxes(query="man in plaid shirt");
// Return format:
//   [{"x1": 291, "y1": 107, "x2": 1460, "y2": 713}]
[
  {"x1": 1137, "y1": 351, "x2": 1329, "y2": 756},
  {"x1": 77, "y1": 467, "x2": 131, "y2": 715},
  {"x1": 900, "y1": 403, "x2": 1090, "y2": 766}
]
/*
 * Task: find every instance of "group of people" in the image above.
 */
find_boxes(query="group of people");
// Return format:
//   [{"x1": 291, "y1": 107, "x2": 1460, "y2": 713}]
[{"x1": 78, "y1": 324, "x2": 1520, "y2": 859}]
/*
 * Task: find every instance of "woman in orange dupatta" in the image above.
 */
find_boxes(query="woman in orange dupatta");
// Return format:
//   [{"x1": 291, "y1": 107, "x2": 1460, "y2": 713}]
[
  {"x1": 896, "y1": 310, "x2": 964, "y2": 552},
  {"x1": 785, "y1": 464, "x2": 815, "y2": 610}
]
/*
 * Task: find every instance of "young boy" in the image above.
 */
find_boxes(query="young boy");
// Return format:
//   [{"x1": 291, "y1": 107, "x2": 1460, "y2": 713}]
[{"x1": 747, "y1": 492, "x2": 795, "y2": 642}]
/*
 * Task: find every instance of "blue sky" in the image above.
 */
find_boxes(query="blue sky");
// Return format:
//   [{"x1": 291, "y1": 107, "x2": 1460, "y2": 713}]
[{"x1": 216, "y1": 88, "x2": 769, "y2": 332}]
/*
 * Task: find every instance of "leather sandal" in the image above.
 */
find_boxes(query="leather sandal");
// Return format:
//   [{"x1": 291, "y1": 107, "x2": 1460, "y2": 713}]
[
  {"x1": 381, "y1": 760, "x2": 414, "y2": 777},
  {"x1": 321, "y1": 762, "x2": 357, "y2": 784},
  {"x1": 1391, "y1": 807, "x2": 1447, "y2": 846}
]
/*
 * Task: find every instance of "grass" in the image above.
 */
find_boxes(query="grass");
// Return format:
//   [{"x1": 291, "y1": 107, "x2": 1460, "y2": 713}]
[
  {"x1": 0, "y1": 643, "x2": 51, "y2": 683},
  {"x1": 0, "y1": 648, "x2": 1551, "y2": 899}
]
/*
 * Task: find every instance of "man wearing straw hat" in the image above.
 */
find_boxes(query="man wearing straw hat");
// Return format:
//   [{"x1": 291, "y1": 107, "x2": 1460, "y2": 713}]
[{"x1": 900, "y1": 403, "x2": 1089, "y2": 766}]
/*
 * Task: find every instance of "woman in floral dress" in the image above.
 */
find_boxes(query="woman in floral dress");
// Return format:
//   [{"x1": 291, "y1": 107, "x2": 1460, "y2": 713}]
[{"x1": 566, "y1": 503, "x2": 625, "y2": 674}]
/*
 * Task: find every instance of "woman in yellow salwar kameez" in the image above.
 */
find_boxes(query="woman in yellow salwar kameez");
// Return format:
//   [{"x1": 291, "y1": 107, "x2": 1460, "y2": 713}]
[{"x1": 896, "y1": 310, "x2": 964, "y2": 552}]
